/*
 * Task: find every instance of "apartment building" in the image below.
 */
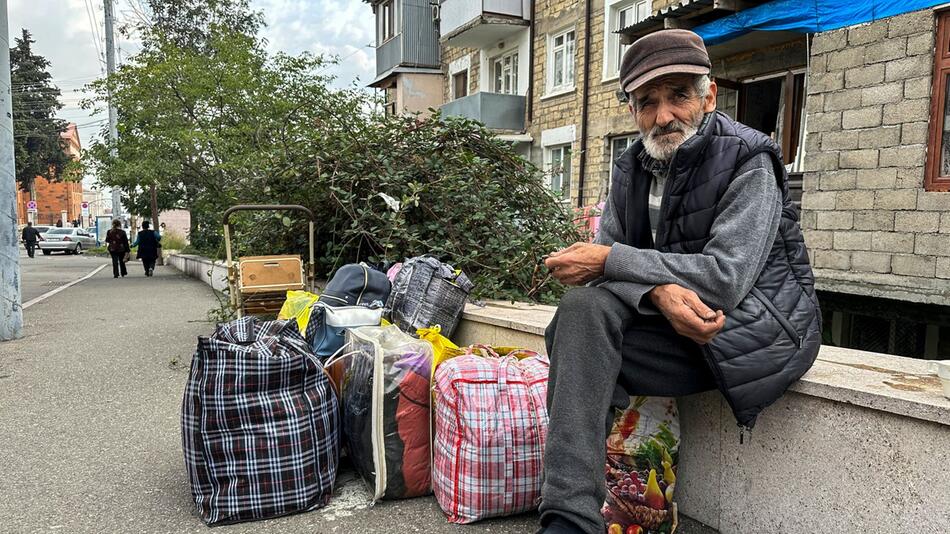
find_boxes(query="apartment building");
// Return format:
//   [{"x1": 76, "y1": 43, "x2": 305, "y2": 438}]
[
  {"x1": 367, "y1": 0, "x2": 444, "y2": 115},
  {"x1": 368, "y1": 0, "x2": 950, "y2": 357}
]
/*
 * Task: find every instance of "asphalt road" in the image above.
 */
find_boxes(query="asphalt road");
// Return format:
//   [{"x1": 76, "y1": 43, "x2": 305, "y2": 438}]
[
  {"x1": 17, "y1": 245, "x2": 109, "y2": 303},
  {"x1": 1, "y1": 259, "x2": 716, "y2": 534}
]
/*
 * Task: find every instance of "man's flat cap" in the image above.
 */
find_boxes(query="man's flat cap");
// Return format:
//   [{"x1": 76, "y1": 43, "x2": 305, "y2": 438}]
[{"x1": 620, "y1": 29, "x2": 711, "y2": 94}]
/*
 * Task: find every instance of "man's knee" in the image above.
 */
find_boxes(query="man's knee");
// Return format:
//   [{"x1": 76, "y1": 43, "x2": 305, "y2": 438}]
[{"x1": 556, "y1": 286, "x2": 625, "y2": 322}]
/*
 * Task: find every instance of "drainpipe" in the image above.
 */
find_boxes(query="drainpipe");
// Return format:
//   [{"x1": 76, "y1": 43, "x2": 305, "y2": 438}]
[
  {"x1": 576, "y1": 0, "x2": 593, "y2": 208},
  {"x1": 526, "y1": 0, "x2": 536, "y2": 124}
]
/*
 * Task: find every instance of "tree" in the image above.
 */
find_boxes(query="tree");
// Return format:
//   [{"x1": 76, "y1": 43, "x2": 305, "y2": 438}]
[
  {"x1": 123, "y1": 0, "x2": 262, "y2": 51},
  {"x1": 86, "y1": 13, "x2": 580, "y2": 303},
  {"x1": 10, "y1": 29, "x2": 70, "y2": 193}
]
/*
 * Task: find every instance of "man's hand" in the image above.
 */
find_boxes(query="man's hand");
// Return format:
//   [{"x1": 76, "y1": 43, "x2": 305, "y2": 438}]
[
  {"x1": 544, "y1": 242, "x2": 612, "y2": 286},
  {"x1": 649, "y1": 284, "x2": 725, "y2": 344}
]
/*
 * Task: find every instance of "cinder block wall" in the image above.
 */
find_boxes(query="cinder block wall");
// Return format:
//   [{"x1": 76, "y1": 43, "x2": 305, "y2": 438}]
[{"x1": 801, "y1": 9, "x2": 950, "y2": 305}]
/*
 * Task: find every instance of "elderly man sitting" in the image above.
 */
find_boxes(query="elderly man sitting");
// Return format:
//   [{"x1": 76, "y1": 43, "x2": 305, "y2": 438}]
[{"x1": 539, "y1": 29, "x2": 821, "y2": 534}]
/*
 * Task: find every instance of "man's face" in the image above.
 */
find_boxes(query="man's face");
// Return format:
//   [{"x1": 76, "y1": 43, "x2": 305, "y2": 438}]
[{"x1": 629, "y1": 74, "x2": 717, "y2": 161}]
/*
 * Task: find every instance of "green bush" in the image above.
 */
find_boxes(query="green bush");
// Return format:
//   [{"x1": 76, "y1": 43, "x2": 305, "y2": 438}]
[
  {"x1": 160, "y1": 230, "x2": 187, "y2": 250},
  {"x1": 220, "y1": 114, "x2": 582, "y2": 304}
]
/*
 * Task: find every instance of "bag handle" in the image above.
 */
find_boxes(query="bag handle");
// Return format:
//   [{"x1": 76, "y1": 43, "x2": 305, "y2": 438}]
[{"x1": 466, "y1": 344, "x2": 500, "y2": 359}]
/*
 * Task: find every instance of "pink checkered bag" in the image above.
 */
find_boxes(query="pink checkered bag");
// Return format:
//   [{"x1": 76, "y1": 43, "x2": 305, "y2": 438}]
[{"x1": 432, "y1": 345, "x2": 550, "y2": 524}]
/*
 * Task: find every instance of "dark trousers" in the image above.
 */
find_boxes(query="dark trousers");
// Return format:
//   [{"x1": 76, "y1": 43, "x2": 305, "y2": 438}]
[
  {"x1": 142, "y1": 257, "x2": 156, "y2": 274},
  {"x1": 110, "y1": 252, "x2": 127, "y2": 277},
  {"x1": 25, "y1": 242, "x2": 37, "y2": 258},
  {"x1": 539, "y1": 286, "x2": 716, "y2": 534}
]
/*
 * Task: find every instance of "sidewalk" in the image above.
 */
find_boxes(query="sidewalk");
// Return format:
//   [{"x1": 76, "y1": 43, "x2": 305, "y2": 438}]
[{"x1": 0, "y1": 263, "x2": 714, "y2": 533}]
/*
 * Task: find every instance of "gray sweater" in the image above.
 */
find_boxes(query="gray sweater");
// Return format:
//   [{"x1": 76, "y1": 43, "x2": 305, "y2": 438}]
[{"x1": 593, "y1": 151, "x2": 782, "y2": 314}]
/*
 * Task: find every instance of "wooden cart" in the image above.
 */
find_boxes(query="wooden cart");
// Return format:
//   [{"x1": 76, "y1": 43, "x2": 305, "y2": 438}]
[{"x1": 223, "y1": 204, "x2": 316, "y2": 318}]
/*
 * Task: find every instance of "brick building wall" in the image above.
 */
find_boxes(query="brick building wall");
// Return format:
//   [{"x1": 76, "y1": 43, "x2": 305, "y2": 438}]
[
  {"x1": 441, "y1": 46, "x2": 480, "y2": 103},
  {"x1": 17, "y1": 176, "x2": 83, "y2": 226},
  {"x1": 801, "y1": 9, "x2": 950, "y2": 305}
]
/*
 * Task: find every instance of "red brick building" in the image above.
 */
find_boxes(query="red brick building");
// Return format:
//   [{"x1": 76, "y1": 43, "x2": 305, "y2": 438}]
[{"x1": 16, "y1": 123, "x2": 83, "y2": 226}]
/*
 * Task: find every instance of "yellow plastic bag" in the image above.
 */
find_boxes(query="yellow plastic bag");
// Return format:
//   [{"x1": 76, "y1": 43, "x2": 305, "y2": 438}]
[
  {"x1": 277, "y1": 290, "x2": 319, "y2": 334},
  {"x1": 418, "y1": 326, "x2": 459, "y2": 378}
]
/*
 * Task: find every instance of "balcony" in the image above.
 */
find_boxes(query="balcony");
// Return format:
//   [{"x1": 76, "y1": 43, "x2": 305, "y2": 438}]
[
  {"x1": 375, "y1": 34, "x2": 403, "y2": 78},
  {"x1": 439, "y1": 0, "x2": 530, "y2": 48},
  {"x1": 440, "y1": 92, "x2": 526, "y2": 132}
]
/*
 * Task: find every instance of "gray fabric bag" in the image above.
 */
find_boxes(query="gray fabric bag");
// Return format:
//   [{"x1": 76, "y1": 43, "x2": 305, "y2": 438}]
[{"x1": 386, "y1": 256, "x2": 474, "y2": 338}]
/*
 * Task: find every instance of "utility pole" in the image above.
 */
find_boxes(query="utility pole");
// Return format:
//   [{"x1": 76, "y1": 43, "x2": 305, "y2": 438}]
[
  {"x1": 150, "y1": 183, "x2": 163, "y2": 265},
  {"x1": 104, "y1": 0, "x2": 121, "y2": 220},
  {"x1": 0, "y1": 0, "x2": 23, "y2": 341}
]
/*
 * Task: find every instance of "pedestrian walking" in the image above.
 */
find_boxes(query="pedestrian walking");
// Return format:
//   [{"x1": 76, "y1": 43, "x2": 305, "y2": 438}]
[
  {"x1": 20, "y1": 222, "x2": 43, "y2": 258},
  {"x1": 131, "y1": 220, "x2": 161, "y2": 277},
  {"x1": 105, "y1": 220, "x2": 130, "y2": 278}
]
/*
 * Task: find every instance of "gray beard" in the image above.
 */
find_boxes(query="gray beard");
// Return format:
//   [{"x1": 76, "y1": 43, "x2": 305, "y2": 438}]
[{"x1": 642, "y1": 111, "x2": 705, "y2": 161}]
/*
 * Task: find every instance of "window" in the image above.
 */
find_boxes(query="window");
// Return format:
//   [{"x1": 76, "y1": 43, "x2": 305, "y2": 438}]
[
  {"x1": 926, "y1": 10, "x2": 950, "y2": 191},
  {"x1": 736, "y1": 71, "x2": 806, "y2": 170},
  {"x1": 610, "y1": 135, "x2": 636, "y2": 164},
  {"x1": 452, "y1": 70, "x2": 469, "y2": 99},
  {"x1": 378, "y1": 0, "x2": 397, "y2": 44},
  {"x1": 548, "y1": 145, "x2": 572, "y2": 199},
  {"x1": 384, "y1": 87, "x2": 397, "y2": 116},
  {"x1": 605, "y1": 0, "x2": 649, "y2": 79},
  {"x1": 493, "y1": 51, "x2": 519, "y2": 95},
  {"x1": 548, "y1": 29, "x2": 576, "y2": 93}
]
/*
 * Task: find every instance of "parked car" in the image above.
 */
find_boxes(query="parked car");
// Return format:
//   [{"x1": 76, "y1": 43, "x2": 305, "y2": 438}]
[
  {"x1": 33, "y1": 225, "x2": 52, "y2": 240},
  {"x1": 39, "y1": 228, "x2": 98, "y2": 255},
  {"x1": 86, "y1": 226, "x2": 100, "y2": 245}
]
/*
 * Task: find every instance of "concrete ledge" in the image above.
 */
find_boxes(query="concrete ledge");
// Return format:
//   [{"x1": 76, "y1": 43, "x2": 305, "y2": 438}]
[
  {"x1": 457, "y1": 301, "x2": 950, "y2": 427},
  {"x1": 167, "y1": 254, "x2": 228, "y2": 293},
  {"x1": 456, "y1": 300, "x2": 950, "y2": 534}
]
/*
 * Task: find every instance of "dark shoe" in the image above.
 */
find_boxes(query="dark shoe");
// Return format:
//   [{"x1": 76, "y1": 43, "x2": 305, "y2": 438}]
[
  {"x1": 114, "y1": 275, "x2": 119, "y2": 278},
  {"x1": 538, "y1": 516, "x2": 586, "y2": 534}
]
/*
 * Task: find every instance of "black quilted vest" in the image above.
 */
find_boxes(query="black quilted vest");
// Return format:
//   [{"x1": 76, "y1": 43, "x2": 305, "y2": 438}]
[{"x1": 609, "y1": 111, "x2": 822, "y2": 429}]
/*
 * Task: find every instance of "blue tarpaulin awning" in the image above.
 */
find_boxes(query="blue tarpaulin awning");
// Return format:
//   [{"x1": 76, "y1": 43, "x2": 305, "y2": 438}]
[{"x1": 694, "y1": 0, "x2": 947, "y2": 46}]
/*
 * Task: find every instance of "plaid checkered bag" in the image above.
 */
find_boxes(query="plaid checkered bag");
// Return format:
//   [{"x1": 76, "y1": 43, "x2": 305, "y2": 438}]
[
  {"x1": 181, "y1": 316, "x2": 340, "y2": 526},
  {"x1": 432, "y1": 345, "x2": 550, "y2": 524},
  {"x1": 386, "y1": 256, "x2": 474, "y2": 338}
]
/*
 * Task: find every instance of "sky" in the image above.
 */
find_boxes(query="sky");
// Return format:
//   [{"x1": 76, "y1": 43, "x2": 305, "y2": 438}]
[{"x1": 8, "y1": 0, "x2": 376, "y2": 183}]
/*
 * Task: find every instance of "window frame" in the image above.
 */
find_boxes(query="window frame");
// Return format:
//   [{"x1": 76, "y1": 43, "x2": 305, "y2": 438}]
[
  {"x1": 452, "y1": 69, "x2": 469, "y2": 100},
  {"x1": 735, "y1": 69, "x2": 806, "y2": 169},
  {"x1": 547, "y1": 144, "x2": 573, "y2": 200},
  {"x1": 492, "y1": 50, "x2": 519, "y2": 95},
  {"x1": 547, "y1": 29, "x2": 576, "y2": 94},
  {"x1": 610, "y1": 134, "x2": 637, "y2": 164},
  {"x1": 604, "y1": 0, "x2": 649, "y2": 81},
  {"x1": 378, "y1": 0, "x2": 398, "y2": 45},
  {"x1": 926, "y1": 9, "x2": 950, "y2": 192}
]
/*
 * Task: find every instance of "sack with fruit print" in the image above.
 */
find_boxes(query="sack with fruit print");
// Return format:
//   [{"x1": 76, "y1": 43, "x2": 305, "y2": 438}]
[{"x1": 602, "y1": 396, "x2": 679, "y2": 534}]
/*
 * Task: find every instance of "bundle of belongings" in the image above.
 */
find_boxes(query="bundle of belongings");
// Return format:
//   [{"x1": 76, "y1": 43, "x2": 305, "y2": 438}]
[
  {"x1": 602, "y1": 397, "x2": 680, "y2": 534},
  {"x1": 181, "y1": 254, "x2": 561, "y2": 527},
  {"x1": 432, "y1": 345, "x2": 550, "y2": 523},
  {"x1": 181, "y1": 316, "x2": 339, "y2": 526},
  {"x1": 335, "y1": 325, "x2": 434, "y2": 501}
]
